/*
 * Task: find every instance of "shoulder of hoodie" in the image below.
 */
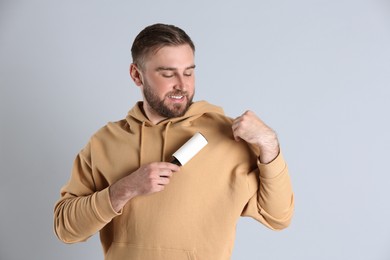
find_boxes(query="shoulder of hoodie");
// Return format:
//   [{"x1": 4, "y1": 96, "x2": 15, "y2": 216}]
[
  {"x1": 84, "y1": 118, "x2": 131, "y2": 146},
  {"x1": 76, "y1": 119, "x2": 129, "y2": 156},
  {"x1": 190, "y1": 100, "x2": 234, "y2": 124}
]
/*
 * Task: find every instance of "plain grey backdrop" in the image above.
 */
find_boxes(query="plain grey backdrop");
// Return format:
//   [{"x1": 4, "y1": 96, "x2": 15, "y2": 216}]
[{"x1": 1, "y1": 0, "x2": 389, "y2": 259}]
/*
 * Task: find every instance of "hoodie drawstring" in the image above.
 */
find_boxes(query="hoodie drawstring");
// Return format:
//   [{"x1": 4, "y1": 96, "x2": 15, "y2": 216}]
[
  {"x1": 139, "y1": 121, "x2": 172, "y2": 166},
  {"x1": 162, "y1": 121, "x2": 172, "y2": 162},
  {"x1": 139, "y1": 121, "x2": 146, "y2": 167}
]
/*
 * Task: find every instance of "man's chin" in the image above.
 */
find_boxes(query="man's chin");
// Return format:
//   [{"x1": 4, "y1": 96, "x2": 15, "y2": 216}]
[
  {"x1": 168, "y1": 107, "x2": 187, "y2": 118},
  {"x1": 165, "y1": 103, "x2": 189, "y2": 118}
]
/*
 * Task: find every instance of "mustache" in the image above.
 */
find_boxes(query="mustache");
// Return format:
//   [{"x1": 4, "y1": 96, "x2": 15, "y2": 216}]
[{"x1": 166, "y1": 91, "x2": 188, "y2": 97}]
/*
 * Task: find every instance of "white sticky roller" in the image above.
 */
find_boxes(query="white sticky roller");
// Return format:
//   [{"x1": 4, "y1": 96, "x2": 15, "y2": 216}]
[{"x1": 171, "y1": 132, "x2": 208, "y2": 166}]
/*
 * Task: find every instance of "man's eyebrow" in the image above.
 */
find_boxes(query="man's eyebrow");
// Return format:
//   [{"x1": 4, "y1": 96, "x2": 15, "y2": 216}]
[{"x1": 156, "y1": 65, "x2": 196, "y2": 71}]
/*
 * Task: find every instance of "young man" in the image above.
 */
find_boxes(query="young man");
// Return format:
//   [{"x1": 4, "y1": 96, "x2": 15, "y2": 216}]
[{"x1": 54, "y1": 23, "x2": 294, "y2": 260}]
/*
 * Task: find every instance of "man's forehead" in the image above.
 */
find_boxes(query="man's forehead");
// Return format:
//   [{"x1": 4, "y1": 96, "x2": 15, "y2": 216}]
[{"x1": 141, "y1": 45, "x2": 195, "y2": 71}]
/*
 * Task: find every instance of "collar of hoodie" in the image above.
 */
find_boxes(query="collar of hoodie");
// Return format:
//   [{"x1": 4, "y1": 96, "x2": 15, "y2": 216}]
[{"x1": 124, "y1": 101, "x2": 224, "y2": 166}]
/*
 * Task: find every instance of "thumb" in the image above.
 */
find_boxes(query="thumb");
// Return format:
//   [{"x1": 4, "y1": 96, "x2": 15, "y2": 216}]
[{"x1": 232, "y1": 127, "x2": 241, "y2": 142}]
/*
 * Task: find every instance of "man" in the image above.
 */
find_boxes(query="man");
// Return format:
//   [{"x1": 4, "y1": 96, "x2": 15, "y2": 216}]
[{"x1": 54, "y1": 23, "x2": 294, "y2": 260}]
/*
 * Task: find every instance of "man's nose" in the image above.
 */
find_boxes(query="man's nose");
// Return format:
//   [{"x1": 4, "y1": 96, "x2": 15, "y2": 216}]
[{"x1": 174, "y1": 75, "x2": 186, "y2": 90}]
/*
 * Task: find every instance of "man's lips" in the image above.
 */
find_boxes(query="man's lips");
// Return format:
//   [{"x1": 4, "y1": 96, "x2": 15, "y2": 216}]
[
  {"x1": 166, "y1": 92, "x2": 187, "y2": 102},
  {"x1": 169, "y1": 95, "x2": 184, "y2": 100}
]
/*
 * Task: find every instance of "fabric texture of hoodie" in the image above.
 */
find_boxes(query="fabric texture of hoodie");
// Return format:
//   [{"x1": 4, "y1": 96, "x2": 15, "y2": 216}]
[{"x1": 54, "y1": 101, "x2": 294, "y2": 260}]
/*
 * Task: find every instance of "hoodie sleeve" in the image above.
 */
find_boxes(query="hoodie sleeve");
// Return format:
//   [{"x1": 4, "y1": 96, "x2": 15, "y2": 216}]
[
  {"x1": 53, "y1": 142, "x2": 121, "y2": 243},
  {"x1": 241, "y1": 152, "x2": 294, "y2": 230}
]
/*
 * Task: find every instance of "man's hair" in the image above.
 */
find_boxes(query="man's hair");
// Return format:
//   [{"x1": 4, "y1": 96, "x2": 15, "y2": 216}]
[{"x1": 131, "y1": 23, "x2": 195, "y2": 69}]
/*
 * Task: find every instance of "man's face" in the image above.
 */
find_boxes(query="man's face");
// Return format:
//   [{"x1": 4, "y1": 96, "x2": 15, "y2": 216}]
[{"x1": 134, "y1": 44, "x2": 195, "y2": 123}]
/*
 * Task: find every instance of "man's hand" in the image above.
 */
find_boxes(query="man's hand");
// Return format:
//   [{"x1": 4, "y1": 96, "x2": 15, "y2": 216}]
[
  {"x1": 109, "y1": 162, "x2": 180, "y2": 212},
  {"x1": 232, "y1": 110, "x2": 280, "y2": 164}
]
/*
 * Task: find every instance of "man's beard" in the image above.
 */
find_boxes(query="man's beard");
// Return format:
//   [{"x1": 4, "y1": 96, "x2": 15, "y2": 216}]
[{"x1": 143, "y1": 81, "x2": 194, "y2": 119}]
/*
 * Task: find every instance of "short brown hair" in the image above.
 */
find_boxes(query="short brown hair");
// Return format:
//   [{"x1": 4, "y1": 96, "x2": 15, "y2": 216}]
[{"x1": 131, "y1": 23, "x2": 195, "y2": 68}]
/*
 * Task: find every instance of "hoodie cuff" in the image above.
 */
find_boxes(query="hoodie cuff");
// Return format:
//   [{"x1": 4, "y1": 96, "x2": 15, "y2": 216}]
[
  {"x1": 93, "y1": 187, "x2": 122, "y2": 223},
  {"x1": 257, "y1": 152, "x2": 287, "y2": 179}
]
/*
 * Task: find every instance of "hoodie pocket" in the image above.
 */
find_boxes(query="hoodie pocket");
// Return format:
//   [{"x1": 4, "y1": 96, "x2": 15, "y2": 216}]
[{"x1": 106, "y1": 242, "x2": 197, "y2": 260}]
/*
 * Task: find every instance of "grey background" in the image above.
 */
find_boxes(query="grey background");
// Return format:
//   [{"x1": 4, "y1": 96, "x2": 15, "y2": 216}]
[{"x1": 1, "y1": 0, "x2": 389, "y2": 259}]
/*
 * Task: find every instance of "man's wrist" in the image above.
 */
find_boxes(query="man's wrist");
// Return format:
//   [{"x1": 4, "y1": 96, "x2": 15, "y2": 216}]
[
  {"x1": 257, "y1": 139, "x2": 279, "y2": 164},
  {"x1": 109, "y1": 180, "x2": 138, "y2": 212}
]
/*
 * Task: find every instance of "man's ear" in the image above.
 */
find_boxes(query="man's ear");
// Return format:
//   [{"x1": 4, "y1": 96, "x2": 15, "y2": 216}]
[{"x1": 130, "y1": 63, "x2": 143, "y2": 86}]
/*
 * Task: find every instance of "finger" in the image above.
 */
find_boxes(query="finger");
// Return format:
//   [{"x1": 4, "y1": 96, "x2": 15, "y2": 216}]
[
  {"x1": 154, "y1": 184, "x2": 165, "y2": 191},
  {"x1": 155, "y1": 162, "x2": 181, "y2": 172},
  {"x1": 232, "y1": 115, "x2": 243, "y2": 126},
  {"x1": 232, "y1": 116, "x2": 246, "y2": 138},
  {"x1": 235, "y1": 110, "x2": 251, "y2": 121},
  {"x1": 232, "y1": 126, "x2": 242, "y2": 142},
  {"x1": 157, "y1": 176, "x2": 170, "y2": 185},
  {"x1": 232, "y1": 125, "x2": 239, "y2": 140},
  {"x1": 159, "y1": 169, "x2": 173, "y2": 178},
  {"x1": 231, "y1": 120, "x2": 239, "y2": 131}
]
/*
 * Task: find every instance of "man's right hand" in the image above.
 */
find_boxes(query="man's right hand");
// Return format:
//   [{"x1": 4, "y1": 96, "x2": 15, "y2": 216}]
[{"x1": 109, "y1": 162, "x2": 180, "y2": 212}]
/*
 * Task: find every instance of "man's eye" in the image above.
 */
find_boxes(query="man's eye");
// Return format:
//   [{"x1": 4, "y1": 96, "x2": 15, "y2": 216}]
[
  {"x1": 162, "y1": 74, "x2": 174, "y2": 78},
  {"x1": 184, "y1": 70, "x2": 193, "y2": 77}
]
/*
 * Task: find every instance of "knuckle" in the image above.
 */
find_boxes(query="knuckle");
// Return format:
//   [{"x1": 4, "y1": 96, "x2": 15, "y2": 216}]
[
  {"x1": 143, "y1": 164, "x2": 153, "y2": 172},
  {"x1": 147, "y1": 175, "x2": 156, "y2": 182},
  {"x1": 148, "y1": 162, "x2": 158, "y2": 169}
]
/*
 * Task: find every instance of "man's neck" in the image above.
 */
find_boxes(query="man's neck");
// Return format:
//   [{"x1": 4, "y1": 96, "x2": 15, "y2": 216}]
[{"x1": 141, "y1": 102, "x2": 166, "y2": 125}]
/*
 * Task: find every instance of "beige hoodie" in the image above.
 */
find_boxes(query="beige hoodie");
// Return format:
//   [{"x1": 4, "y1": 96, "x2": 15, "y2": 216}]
[{"x1": 54, "y1": 101, "x2": 294, "y2": 260}]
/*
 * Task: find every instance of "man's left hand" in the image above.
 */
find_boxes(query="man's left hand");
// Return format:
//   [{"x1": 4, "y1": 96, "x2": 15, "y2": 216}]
[{"x1": 232, "y1": 110, "x2": 280, "y2": 164}]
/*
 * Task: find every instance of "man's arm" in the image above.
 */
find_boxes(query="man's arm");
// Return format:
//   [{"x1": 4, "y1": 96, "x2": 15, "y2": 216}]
[
  {"x1": 54, "y1": 152, "x2": 120, "y2": 243},
  {"x1": 233, "y1": 110, "x2": 294, "y2": 229},
  {"x1": 232, "y1": 110, "x2": 279, "y2": 164},
  {"x1": 54, "y1": 143, "x2": 180, "y2": 243}
]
